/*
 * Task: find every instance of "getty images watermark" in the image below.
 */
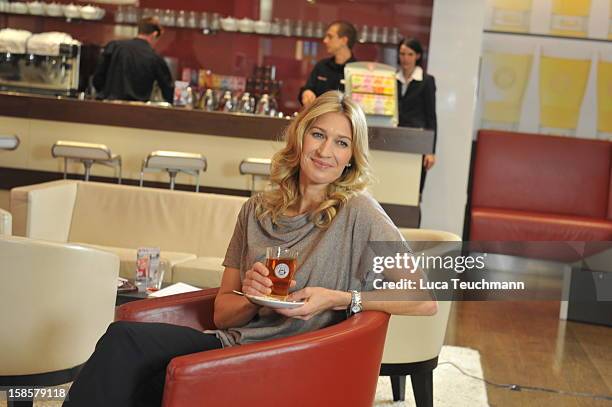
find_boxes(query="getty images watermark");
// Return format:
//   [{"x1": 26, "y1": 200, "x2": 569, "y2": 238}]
[
  {"x1": 369, "y1": 252, "x2": 524, "y2": 291},
  {"x1": 366, "y1": 241, "x2": 612, "y2": 301}
]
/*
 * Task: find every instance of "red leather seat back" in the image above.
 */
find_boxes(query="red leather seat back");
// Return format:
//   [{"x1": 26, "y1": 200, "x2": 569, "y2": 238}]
[{"x1": 473, "y1": 130, "x2": 611, "y2": 219}]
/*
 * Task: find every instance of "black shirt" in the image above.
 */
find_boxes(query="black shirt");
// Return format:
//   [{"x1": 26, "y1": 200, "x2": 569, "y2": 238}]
[
  {"x1": 93, "y1": 38, "x2": 174, "y2": 104},
  {"x1": 299, "y1": 55, "x2": 357, "y2": 103},
  {"x1": 397, "y1": 74, "x2": 438, "y2": 152}
]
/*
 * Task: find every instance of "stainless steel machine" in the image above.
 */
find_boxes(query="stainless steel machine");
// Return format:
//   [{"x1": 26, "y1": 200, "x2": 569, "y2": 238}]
[{"x1": 0, "y1": 43, "x2": 81, "y2": 96}]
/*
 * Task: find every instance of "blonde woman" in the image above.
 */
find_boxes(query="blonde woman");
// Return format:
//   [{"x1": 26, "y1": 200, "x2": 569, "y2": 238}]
[{"x1": 64, "y1": 91, "x2": 436, "y2": 407}]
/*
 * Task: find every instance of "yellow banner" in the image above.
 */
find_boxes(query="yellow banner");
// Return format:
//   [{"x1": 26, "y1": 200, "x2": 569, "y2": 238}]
[
  {"x1": 597, "y1": 60, "x2": 612, "y2": 132},
  {"x1": 550, "y1": 0, "x2": 591, "y2": 37},
  {"x1": 482, "y1": 52, "x2": 533, "y2": 124},
  {"x1": 491, "y1": 0, "x2": 532, "y2": 32},
  {"x1": 539, "y1": 56, "x2": 591, "y2": 129}
]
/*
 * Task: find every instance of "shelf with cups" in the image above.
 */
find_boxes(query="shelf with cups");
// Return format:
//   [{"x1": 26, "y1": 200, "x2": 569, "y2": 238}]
[
  {"x1": 198, "y1": 28, "x2": 398, "y2": 47},
  {"x1": 114, "y1": 16, "x2": 400, "y2": 46},
  {"x1": 0, "y1": 2, "x2": 107, "y2": 22},
  {"x1": 1, "y1": 6, "x2": 400, "y2": 46},
  {"x1": 0, "y1": 13, "x2": 114, "y2": 29}
]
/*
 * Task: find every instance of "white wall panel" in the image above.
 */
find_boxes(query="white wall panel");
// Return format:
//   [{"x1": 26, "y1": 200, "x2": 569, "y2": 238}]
[{"x1": 420, "y1": 0, "x2": 486, "y2": 235}]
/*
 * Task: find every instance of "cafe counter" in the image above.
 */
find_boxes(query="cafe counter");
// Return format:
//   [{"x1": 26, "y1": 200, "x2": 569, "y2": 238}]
[{"x1": 0, "y1": 92, "x2": 434, "y2": 226}]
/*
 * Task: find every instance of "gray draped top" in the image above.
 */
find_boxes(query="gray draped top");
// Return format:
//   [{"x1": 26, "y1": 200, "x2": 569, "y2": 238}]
[{"x1": 212, "y1": 192, "x2": 404, "y2": 347}]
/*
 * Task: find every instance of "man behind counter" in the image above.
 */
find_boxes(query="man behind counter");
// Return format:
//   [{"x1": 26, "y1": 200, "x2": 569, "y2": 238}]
[
  {"x1": 93, "y1": 17, "x2": 174, "y2": 104},
  {"x1": 299, "y1": 20, "x2": 357, "y2": 107}
]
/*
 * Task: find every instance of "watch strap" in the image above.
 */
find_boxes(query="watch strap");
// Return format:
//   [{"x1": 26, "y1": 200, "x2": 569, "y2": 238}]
[{"x1": 347, "y1": 290, "x2": 363, "y2": 316}]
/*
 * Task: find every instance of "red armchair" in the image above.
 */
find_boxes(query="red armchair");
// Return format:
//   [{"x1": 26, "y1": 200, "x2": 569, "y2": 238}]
[{"x1": 115, "y1": 288, "x2": 390, "y2": 407}]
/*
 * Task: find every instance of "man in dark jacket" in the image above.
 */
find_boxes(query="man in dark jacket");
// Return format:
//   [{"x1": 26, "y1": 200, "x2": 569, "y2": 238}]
[
  {"x1": 299, "y1": 21, "x2": 357, "y2": 107},
  {"x1": 93, "y1": 17, "x2": 174, "y2": 104}
]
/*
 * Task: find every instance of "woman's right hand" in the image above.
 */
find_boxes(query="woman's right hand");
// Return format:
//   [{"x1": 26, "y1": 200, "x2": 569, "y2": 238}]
[{"x1": 242, "y1": 262, "x2": 273, "y2": 297}]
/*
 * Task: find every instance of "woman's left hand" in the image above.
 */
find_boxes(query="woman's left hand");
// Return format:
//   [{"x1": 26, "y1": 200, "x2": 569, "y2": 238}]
[
  {"x1": 423, "y1": 154, "x2": 436, "y2": 170},
  {"x1": 275, "y1": 287, "x2": 351, "y2": 320}
]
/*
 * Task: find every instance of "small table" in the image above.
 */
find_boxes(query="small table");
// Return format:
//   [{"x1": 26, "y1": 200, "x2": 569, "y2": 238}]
[{"x1": 116, "y1": 282, "x2": 171, "y2": 306}]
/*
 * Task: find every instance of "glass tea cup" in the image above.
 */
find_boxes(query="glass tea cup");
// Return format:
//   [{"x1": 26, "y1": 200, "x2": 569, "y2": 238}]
[
  {"x1": 146, "y1": 260, "x2": 166, "y2": 293},
  {"x1": 265, "y1": 246, "x2": 298, "y2": 299}
]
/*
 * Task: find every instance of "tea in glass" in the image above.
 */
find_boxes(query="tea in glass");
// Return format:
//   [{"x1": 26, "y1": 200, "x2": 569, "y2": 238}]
[{"x1": 266, "y1": 246, "x2": 298, "y2": 299}]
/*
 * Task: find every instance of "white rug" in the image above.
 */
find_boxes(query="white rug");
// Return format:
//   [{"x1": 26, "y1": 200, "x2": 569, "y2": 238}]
[{"x1": 374, "y1": 346, "x2": 490, "y2": 406}]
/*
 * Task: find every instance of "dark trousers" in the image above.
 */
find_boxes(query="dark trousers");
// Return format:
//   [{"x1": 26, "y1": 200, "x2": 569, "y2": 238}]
[{"x1": 63, "y1": 321, "x2": 222, "y2": 407}]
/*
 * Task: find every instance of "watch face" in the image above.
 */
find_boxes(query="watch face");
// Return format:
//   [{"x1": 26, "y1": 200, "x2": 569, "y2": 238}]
[{"x1": 351, "y1": 305, "x2": 361, "y2": 313}]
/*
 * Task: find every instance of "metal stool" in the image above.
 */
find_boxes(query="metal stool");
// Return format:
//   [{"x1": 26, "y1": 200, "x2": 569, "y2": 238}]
[
  {"x1": 239, "y1": 158, "x2": 271, "y2": 193},
  {"x1": 140, "y1": 150, "x2": 207, "y2": 192},
  {"x1": 0, "y1": 135, "x2": 20, "y2": 150},
  {"x1": 51, "y1": 140, "x2": 122, "y2": 183}
]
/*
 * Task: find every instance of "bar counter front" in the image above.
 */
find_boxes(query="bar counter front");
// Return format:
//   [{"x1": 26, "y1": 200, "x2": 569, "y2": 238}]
[{"x1": 0, "y1": 92, "x2": 434, "y2": 227}]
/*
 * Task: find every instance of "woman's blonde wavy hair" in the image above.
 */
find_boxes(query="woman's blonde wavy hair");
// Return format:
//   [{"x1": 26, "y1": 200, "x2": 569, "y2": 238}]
[{"x1": 257, "y1": 90, "x2": 373, "y2": 228}]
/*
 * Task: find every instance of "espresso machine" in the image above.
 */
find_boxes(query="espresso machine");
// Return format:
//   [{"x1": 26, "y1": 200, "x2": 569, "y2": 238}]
[{"x1": 0, "y1": 39, "x2": 81, "y2": 96}]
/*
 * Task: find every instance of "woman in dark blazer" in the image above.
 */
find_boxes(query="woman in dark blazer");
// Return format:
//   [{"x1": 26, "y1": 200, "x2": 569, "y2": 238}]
[{"x1": 396, "y1": 38, "x2": 437, "y2": 199}]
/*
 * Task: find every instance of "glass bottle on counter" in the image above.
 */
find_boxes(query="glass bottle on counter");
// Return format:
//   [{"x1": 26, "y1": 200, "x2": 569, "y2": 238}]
[
  {"x1": 201, "y1": 88, "x2": 217, "y2": 111},
  {"x1": 238, "y1": 92, "x2": 255, "y2": 113},
  {"x1": 218, "y1": 90, "x2": 233, "y2": 112},
  {"x1": 255, "y1": 94, "x2": 270, "y2": 115}
]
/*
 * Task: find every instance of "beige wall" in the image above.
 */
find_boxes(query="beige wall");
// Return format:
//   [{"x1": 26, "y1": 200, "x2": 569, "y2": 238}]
[{"x1": 0, "y1": 116, "x2": 422, "y2": 206}]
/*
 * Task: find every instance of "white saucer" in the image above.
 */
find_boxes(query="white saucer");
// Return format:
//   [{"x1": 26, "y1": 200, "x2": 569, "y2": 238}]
[{"x1": 245, "y1": 294, "x2": 305, "y2": 309}]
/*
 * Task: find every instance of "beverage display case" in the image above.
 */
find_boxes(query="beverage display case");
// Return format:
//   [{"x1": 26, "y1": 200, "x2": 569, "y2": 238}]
[{"x1": 344, "y1": 62, "x2": 398, "y2": 127}]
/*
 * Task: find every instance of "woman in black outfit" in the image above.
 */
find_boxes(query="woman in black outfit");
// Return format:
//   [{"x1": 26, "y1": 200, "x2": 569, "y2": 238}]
[{"x1": 396, "y1": 38, "x2": 437, "y2": 204}]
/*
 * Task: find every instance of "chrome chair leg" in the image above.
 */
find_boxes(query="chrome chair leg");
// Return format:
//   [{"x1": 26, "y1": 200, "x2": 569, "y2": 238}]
[
  {"x1": 117, "y1": 159, "x2": 122, "y2": 184},
  {"x1": 168, "y1": 171, "x2": 177, "y2": 190},
  {"x1": 83, "y1": 160, "x2": 93, "y2": 182}
]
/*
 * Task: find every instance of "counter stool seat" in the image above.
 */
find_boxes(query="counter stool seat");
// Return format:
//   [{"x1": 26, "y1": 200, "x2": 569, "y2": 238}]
[
  {"x1": 51, "y1": 140, "x2": 122, "y2": 183},
  {"x1": 140, "y1": 150, "x2": 207, "y2": 192},
  {"x1": 239, "y1": 158, "x2": 271, "y2": 193},
  {"x1": 0, "y1": 135, "x2": 20, "y2": 150}
]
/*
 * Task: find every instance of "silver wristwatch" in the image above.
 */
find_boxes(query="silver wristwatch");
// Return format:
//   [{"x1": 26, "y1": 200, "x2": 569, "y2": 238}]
[{"x1": 348, "y1": 290, "x2": 363, "y2": 315}]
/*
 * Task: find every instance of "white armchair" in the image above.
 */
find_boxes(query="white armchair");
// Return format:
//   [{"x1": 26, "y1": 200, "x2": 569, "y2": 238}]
[
  {"x1": 0, "y1": 236, "x2": 119, "y2": 406},
  {"x1": 380, "y1": 228, "x2": 461, "y2": 406}
]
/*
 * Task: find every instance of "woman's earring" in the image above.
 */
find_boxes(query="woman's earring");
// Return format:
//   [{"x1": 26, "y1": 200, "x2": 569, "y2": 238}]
[{"x1": 346, "y1": 163, "x2": 352, "y2": 168}]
